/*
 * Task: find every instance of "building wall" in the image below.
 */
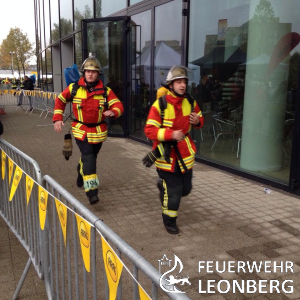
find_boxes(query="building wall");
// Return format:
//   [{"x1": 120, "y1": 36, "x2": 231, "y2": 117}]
[{"x1": 34, "y1": 0, "x2": 300, "y2": 191}]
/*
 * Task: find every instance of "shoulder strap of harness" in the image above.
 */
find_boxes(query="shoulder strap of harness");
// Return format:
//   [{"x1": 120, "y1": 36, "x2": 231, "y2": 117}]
[
  {"x1": 158, "y1": 95, "x2": 167, "y2": 123},
  {"x1": 185, "y1": 92, "x2": 194, "y2": 112},
  {"x1": 69, "y1": 82, "x2": 79, "y2": 102},
  {"x1": 103, "y1": 86, "x2": 108, "y2": 110}
]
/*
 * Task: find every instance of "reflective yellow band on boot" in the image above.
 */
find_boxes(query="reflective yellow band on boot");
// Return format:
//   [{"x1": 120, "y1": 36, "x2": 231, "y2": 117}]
[{"x1": 83, "y1": 174, "x2": 99, "y2": 192}]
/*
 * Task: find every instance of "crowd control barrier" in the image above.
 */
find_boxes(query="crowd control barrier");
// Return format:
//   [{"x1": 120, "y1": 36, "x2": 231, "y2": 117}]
[
  {"x1": 0, "y1": 138, "x2": 52, "y2": 299},
  {"x1": 0, "y1": 87, "x2": 61, "y2": 117},
  {"x1": 0, "y1": 137, "x2": 191, "y2": 300},
  {"x1": 42, "y1": 175, "x2": 191, "y2": 300}
]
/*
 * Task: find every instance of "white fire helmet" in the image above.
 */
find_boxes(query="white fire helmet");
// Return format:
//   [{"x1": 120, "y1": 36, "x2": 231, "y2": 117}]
[{"x1": 165, "y1": 65, "x2": 189, "y2": 85}]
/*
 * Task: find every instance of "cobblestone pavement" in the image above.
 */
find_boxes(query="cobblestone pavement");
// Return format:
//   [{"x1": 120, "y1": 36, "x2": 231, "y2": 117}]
[{"x1": 1, "y1": 106, "x2": 300, "y2": 299}]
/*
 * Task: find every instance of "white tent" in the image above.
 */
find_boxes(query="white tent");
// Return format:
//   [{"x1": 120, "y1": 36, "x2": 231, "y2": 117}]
[
  {"x1": 0, "y1": 70, "x2": 32, "y2": 79},
  {"x1": 133, "y1": 42, "x2": 200, "y2": 88}
]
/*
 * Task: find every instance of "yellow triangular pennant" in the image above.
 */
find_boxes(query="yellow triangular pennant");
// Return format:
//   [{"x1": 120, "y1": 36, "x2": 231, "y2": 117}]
[
  {"x1": 101, "y1": 236, "x2": 123, "y2": 300},
  {"x1": 76, "y1": 214, "x2": 91, "y2": 272},
  {"x1": 1, "y1": 150, "x2": 6, "y2": 180},
  {"x1": 138, "y1": 285, "x2": 152, "y2": 300},
  {"x1": 55, "y1": 199, "x2": 68, "y2": 246},
  {"x1": 26, "y1": 175, "x2": 34, "y2": 206},
  {"x1": 8, "y1": 158, "x2": 14, "y2": 184},
  {"x1": 38, "y1": 186, "x2": 49, "y2": 230},
  {"x1": 9, "y1": 166, "x2": 23, "y2": 201}
]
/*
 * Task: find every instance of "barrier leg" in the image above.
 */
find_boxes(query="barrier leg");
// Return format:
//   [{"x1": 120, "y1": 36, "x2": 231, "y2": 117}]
[{"x1": 12, "y1": 258, "x2": 32, "y2": 300}]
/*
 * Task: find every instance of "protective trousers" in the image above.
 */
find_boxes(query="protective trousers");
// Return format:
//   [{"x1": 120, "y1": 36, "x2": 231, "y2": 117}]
[
  {"x1": 76, "y1": 138, "x2": 102, "y2": 197},
  {"x1": 157, "y1": 162, "x2": 192, "y2": 220}
]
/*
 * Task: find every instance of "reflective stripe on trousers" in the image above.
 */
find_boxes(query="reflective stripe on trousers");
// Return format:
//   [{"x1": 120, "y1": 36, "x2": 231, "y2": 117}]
[{"x1": 157, "y1": 162, "x2": 193, "y2": 218}]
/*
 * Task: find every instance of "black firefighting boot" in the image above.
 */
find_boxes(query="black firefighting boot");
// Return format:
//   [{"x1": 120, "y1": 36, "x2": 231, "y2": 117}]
[
  {"x1": 86, "y1": 190, "x2": 99, "y2": 205},
  {"x1": 76, "y1": 164, "x2": 83, "y2": 187},
  {"x1": 89, "y1": 195, "x2": 99, "y2": 205},
  {"x1": 162, "y1": 214, "x2": 179, "y2": 234}
]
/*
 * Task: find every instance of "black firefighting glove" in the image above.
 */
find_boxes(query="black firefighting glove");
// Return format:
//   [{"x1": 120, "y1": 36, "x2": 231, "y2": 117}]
[
  {"x1": 142, "y1": 147, "x2": 161, "y2": 168},
  {"x1": 62, "y1": 133, "x2": 73, "y2": 160}
]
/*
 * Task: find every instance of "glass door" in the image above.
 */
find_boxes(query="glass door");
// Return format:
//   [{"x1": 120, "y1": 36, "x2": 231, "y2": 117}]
[{"x1": 82, "y1": 17, "x2": 131, "y2": 136}]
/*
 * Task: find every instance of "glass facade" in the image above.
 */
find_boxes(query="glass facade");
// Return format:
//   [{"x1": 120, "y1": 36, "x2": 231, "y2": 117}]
[
  {"x1": 34, "y1": 0, "x2": 300, "y2": 190},
  {"x1": 75, "y1": 32, "x2": 82, "y2": 67},
  {"x1": 84, "y1": 19, "x2": 125, "y2": 133},
  {"x1": 130, "y1": 10, "x2": 151, "y2": 139},
  {"x1": 35, "y1": 0, "x2": 40, "y2": 54},
  {"x1": 95, "y1": 0, "x2": 126, "y2": 17},
  {"x1": 39, "y1": 0, "x2": 45, "y2": 50},
  {"x1": 188, "y1": 0, "x2": 300, "y2": 184},
  {"x1": 50, "y1": 0, "x2": 60, "y2": 43},
  {"x1": 44, "y1": 0, "x2": 51, "y2": 46},
  {"x1": 154, "y1": 0, "x2": 182, "y2": 91},
  {"x1": 46, "y1": 48, "x2": 53, "y2": 91},
  {"x1": 74, "y1": 0, "x2": 93, "y2": 31},
  {"x1": 60, "y1": 0, "x2": 73, "y2": 37}
]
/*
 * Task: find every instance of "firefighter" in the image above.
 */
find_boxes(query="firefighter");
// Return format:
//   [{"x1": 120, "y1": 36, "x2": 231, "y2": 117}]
[
  {"x1": 53, "y1": 57, "x2": 124, "y2": 205},
  {"x1": 144, "y1": 65, "x2": 204, "y2": 234},
  {"x1": 20, "y1": 78, "x2": 24, "y2": 88},
  {"x1": 11, "y1": 77, "x2": 17, "y2": 89}
]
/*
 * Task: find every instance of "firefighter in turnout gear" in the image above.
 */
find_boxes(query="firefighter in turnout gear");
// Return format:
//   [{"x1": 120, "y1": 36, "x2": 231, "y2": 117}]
[
  {"x1": 144, "y1": 65, "x2": 204, "y2": 234},
  {"x1": 53, "y1": 57, "x2": 124, "y2": 205},
  {"x1": 11, "y1": 78, "x2": 17, "y2": 89}
]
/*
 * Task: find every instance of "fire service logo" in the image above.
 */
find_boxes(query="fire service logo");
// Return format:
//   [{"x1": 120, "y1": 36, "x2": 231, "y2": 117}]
[{"x1": 159, "y1": 254, "x2": 191, "y2": 293}]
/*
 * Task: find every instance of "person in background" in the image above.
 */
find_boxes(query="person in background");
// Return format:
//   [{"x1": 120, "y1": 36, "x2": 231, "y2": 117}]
[{"x1": 17, "y1": 76, "x2": 34, "y2": 111}]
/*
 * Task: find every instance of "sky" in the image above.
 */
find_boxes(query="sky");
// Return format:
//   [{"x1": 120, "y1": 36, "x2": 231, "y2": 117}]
[{"x1": 0, "y1": 0, "x2": 36, "y2": 46}]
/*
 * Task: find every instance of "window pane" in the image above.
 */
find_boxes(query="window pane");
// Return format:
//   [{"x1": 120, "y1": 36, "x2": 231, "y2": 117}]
[
  {"x1": 75, "y1": 32, "x2": 82, "y2": 67},
  {"x1": 154, "y1": 0, "x2": 182, "y2": 91},
  {"x1": 38, "y1": 54, "x2": 43, "y2": 88},
  {"x1": 42, "y1": 51, "x2": 46, "y2": 90},
  {"x1": 188, "y1": 0, "x2": 300, "y2": 184},
  {"x1": 74, "y1": 0, "x2": 93, "y2": 31},
  {"x1": 60, "y1": 0, "x2": 73, "y2": 38},
  {"x1": 44, "y1": 0, "x2": 51, "y2": 46},
  {"x1": 36, "y1": 0, "x2": 41, "y2": 53},
  {"x1": 50, "y1": 0, "x2": 60, "y2": 43},
  {"x1": 46, "y1": 48, "x2": 53, "y2": 91},
  {"x1": 39, "y1": 0, "x2": 45, "y2": 50},
  {"x1": 130, "y1": 10, "x2": 151, "y2": 139},
  {"x1": 95, "y1": 0, "x2": 126, "y2": 17}
]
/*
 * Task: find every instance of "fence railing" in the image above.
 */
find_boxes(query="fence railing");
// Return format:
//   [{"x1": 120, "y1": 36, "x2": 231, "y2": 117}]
[
  {"x1": 0, "y1": 87, "x2": 63, "y2": 117},
  {"x1": 0, "y1": 138, "x2": 52, "y2": 300},
  {"x1": 0, "y1": 138, "x2": 191, "y2": 300}
]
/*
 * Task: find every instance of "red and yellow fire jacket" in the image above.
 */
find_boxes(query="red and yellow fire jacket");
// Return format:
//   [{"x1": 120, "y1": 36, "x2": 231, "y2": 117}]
[
  {"x1": 53, "y1": 77, "x2": 123, "y2": 144},
  {"x1": 144, "y1": 90, "x2": 204, "y2": 173}
]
